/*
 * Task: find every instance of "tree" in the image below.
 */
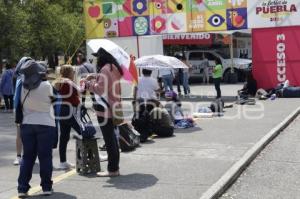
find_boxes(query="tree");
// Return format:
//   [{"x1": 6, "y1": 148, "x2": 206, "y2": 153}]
[{"x1": 0, "y1": 0, "x2": 85, "y2": 67}]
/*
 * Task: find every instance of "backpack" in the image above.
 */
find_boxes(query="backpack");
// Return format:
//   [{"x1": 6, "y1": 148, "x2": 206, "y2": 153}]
[{"x1": 118, "y1": 123, "x2": 140, "y2": 152}]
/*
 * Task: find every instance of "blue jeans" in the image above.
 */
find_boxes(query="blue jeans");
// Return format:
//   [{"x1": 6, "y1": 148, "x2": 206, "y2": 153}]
[
  {"x1": 182, "y1": 73, "x2": 190, "y2": 95},
  {"x1": 162, "y1": 74, "x2": 173, "y2": 91},
  {"x1": 18, "y1": 124, "x2": 55, "y2": 193}
]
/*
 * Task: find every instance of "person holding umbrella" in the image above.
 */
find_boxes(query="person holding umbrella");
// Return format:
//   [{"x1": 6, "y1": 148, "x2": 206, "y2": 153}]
[{"x1": 82, "y1": 48, "x2": 123, "y2": 177}]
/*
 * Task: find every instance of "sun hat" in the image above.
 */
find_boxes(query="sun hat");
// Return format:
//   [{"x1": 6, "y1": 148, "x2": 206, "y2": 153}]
[{"x1": 20, "y1": 60, "x2": 47, "y2": 90}]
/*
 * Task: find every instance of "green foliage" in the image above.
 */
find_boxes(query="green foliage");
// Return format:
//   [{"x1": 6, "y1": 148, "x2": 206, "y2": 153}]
[{"x1": 0, "y1": 0, "x2": 84, "y2": 66}]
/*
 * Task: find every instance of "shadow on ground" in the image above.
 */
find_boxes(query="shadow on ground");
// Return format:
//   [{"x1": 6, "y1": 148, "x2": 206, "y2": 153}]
[
  {"x1": 103, "y1": 173, "x2": 158, "y2": 191},
  {"x1": 31, "y1": 192, "x2": 77, "y2": 199}
]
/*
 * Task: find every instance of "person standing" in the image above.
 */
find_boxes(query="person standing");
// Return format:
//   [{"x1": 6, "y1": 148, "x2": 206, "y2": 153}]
[
  {"x1": 0, "y1": 63, "x2": 15, "y2": 112},
  {"x1": 175, "y1": 68, "x2": 183, "y2": 96},
  {"x1": 181, "y1": 55, "x2": 191, "y2": 96},
  {"x1": 78, "y1": 57, "x2": 96, "y2": 104},
  {"x1": 159, "y1": 68, "x2": 174, "y2": 92},
  {"x1": 83, "y1": 48, "x2": 123, "y2": 177},
  {"x1": 13, "y1": 57, "x2": 33, "y2": 166},
  {"x1": 54, "y1": 65, "x2": 81, "y2": 170},
  {"x1": 202, "y1": 54, "x2": 210, "y2": 84},
  {"x1": 17, "y1": 60, "x2": 55, "y2": 197},
  {"x1": 213, "y1": 59, "x2": 223, "y2": 99},
  {"x1": 78, "y1": 57, "x2": 96, "y2": 78}
]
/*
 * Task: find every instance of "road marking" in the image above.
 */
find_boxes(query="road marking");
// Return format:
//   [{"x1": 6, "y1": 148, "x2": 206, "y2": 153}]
[{"x1": 10, "y1": 169, "x2": 76, "y2": 199}]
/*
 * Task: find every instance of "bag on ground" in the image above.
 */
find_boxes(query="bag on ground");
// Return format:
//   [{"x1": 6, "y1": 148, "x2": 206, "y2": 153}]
[{"x1": 118, "y1": 123, "x2": 140, "y2": 152}]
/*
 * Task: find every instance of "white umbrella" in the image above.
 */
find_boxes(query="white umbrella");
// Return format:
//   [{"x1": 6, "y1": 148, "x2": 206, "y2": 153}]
[
  {"x1": 87, "y1": 39, "x2": 139, "y2": 83},
  {"x1": 134, "y1": 55, "x2": 188, "y2": 69},
  {"x1": 87, "y1": 39, "x2": 130, "y2": 69}
]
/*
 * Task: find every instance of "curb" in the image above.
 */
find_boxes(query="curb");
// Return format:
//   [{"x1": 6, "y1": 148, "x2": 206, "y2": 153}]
[{"x1": 199, "y1": 106, "x2": 300, "y2": 199}]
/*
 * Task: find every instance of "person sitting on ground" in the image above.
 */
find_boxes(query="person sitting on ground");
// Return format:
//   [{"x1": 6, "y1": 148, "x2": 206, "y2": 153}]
[
  {"x1": 164, "y1": 91, "x2": 184, "y2": 122},
  {"x1": 238, "y1": 72, "x2": 257, "y2": 97},
  {"x1": 134, "y1": 69, "x2": 160, "y2": 101},
  {"x1": 149, "y1": 101, "x2": 174, "y2": 138}
]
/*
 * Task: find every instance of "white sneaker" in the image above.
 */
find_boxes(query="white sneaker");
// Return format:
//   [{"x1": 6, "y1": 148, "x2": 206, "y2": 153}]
[
  {"x1": 13, "y1": 156, "x2": 22, "y2": 165},
  {"x1": 18, "y1": 192, "x2": 28, "y2": 198},
  {"x1": 42, "y1": 189, "x2": 53, "y2": 196},
  {"x1": 58, "y1": 162, "x2": 75, "y2": 170}
]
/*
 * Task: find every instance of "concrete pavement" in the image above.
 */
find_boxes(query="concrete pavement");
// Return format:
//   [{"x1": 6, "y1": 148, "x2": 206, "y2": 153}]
[
  {"x1": 221, "y1": 116, "x2": 300, "y2": 199},
  {"x1": 0, "y1": 84, "x2": 300, "y2": 199}
]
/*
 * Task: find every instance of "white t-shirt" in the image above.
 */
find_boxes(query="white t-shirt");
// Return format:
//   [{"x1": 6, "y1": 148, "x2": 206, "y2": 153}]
[
  {"x1": 21, "y1": 81, "x2": 55, "y2": 127},
  {"x1": 137, "y1": 76, "x2": 159, "y2": 100}
]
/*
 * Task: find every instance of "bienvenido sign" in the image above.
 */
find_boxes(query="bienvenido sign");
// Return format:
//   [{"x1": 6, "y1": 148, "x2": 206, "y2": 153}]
[
  {"x1": 163, "y1": 33, "x2": 212, "y2": 45},
  {"x1": 248, "y1": 0, "x2": 300, "y2": 28}
]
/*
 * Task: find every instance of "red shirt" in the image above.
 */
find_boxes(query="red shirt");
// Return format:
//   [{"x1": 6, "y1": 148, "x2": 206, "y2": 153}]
[{"x1": 58, "y1": 80, "x2": 80, "y2": 107}]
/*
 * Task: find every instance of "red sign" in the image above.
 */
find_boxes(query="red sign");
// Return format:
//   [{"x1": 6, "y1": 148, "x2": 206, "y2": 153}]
[
  {"x1": 163, "y1": 33, "x2": 212, "y2": 45},
  {"x1": 252, "y1": 26, "x2": 300, "y2": 89}
]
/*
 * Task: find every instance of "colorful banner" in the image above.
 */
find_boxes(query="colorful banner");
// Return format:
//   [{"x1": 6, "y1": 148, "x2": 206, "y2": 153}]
[
  {"x1": 248, "y1": 0, "x2": 300, "y2": 29},
  {"x1": 84, "y1": 0, "x2": 248, "y2": 39},
  {"x1": 252, "y1": 26, "x2": 300, "y2": 89}
]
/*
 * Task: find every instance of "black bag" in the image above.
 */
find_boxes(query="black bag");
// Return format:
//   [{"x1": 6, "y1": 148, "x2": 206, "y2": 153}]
[
  {"x1": 79, "y1": 107, "x2": 97, "y2": 139},
  {"x1": 210, "y1": 99, "x2": 224, "y2": 113},
  {"x1": 118, "y1": 123, "x2": 140, "y2": 152},
  {"x1": 15, "y1": 89, "x2": 30, "y2": 124}
]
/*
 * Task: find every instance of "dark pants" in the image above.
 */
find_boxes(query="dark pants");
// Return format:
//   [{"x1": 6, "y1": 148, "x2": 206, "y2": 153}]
[
  {"x1": 153, "y1": 126, "x2": 174, "y2": 137},
  {"x1": 176, "y1": 73, "x2": 183, "y2": 94},
  {"x1": 3, "y1": 94, "x2": 13, "y2": 110},
  {"x1": 214, "y1": 78, "x2": 222, "y2": 99},
  {"x1": 97, "y1": 117, "x2": 120, "y2": 172},
  {"x1": 18, "y1": 125, "x2": 55, "y2": 193},
  {"x1": 59, "y1": 105, "x2": 81, "y2": 163}
]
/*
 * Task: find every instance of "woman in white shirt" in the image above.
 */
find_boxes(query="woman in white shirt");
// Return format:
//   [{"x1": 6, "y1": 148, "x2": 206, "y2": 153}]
[{"x1": 17, "y1": 60, "x2": 55, "y2": 197}]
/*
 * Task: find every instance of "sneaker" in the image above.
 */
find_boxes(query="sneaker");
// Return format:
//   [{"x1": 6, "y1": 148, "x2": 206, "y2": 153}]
[
  {"x1": 42, "y1": 189, "x2": 53, "y2": 196},
  {"x1": 96, "y1": 170, "x2": 120, "y2": 177},
  {"x1": 58, "y1": 162, "x2": 75, "y2": 170},
  {"x1": 14, "y1": 156, "x2": 22, "y2": 165},
  {"x1": 18, "y1": 192, "x2": 28, "y2": 198}
]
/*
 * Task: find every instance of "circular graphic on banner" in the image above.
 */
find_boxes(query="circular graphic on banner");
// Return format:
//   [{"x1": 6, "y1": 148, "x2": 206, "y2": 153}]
[
  {"x1": 133, "y1": 0, "x2": 147, "y2": 15},
  {"x1": 208, "y1": 14, "x2": 225, "y2": 27},
  {"x1": 151, "y1": 16, "x2": 166, "y2": 33},
  {"x1": 155, "y1": 2, "x2": 162, "y2": 9},
  {"x1": 103, "y1": 19, "x2": 112, "y2": 29},
  {"x1": 134, "y1": 17, "x2": 148, "y2": 35}
]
